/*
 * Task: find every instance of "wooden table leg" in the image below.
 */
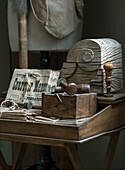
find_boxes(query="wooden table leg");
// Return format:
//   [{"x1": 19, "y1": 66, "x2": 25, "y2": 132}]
[
  {"x1": 0, "y1": 150, "x2": 10, "y2": 170},
  {"x1": 65, "y1": 143, "x2": 84, "y2": 170},
  {"x1": 102, "y1": 131, "x2": 120, "y2": 170},
  {"x1": 11, "y1": 143, "x2": 28, "y2": 170}
]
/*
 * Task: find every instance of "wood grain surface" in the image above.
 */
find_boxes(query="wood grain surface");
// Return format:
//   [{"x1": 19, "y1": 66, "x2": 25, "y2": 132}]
[
  {"x1": 42, "y1": 93, "x2": 97, "y2": 119},
  {"x1": 60, "y1": 38, "x2": 123, "y2": 94},
  {"x1": 0, "y1": 99, "x2": 125, "y2": 141}
]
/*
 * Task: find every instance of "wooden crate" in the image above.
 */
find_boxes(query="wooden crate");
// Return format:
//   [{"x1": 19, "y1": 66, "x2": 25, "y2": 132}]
[
  {"x1": 60, "y1": 38, "x2": 123, "y2": 94},
  {"x1": 42, "y1": 93, "x2": 97, "y2": 119}
]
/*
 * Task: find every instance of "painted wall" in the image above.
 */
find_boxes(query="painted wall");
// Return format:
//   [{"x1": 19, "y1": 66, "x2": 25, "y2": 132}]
[
  {"x1": 0, "y1": 0, "x2": 12, "y2": 166},
  {"x1": 78, "y1": 0, "x2": 125, "y2": 169},
  {"x1": 83, "y1": 0, "x2": 125, "y2": 88},
  {"x1": 0, "y1": 0, "x2": 10, "y2": 91}
]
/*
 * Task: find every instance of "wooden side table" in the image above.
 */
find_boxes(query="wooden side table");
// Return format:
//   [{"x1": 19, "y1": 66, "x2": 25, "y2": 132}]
[{"x1": 0, "y1": 93, "x2": 125, "y2": 170}]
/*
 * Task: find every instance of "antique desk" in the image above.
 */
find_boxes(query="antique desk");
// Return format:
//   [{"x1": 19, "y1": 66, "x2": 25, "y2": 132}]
[{"x1": 0, "y1": 93, "x2": 125, "y2": 170}]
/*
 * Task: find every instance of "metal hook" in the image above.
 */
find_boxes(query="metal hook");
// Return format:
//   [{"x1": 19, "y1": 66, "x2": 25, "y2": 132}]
[{"x1": 55, "y1": 93, "x2": 62, "y2": 103}]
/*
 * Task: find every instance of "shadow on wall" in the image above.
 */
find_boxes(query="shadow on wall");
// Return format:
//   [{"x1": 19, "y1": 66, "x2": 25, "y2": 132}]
[
  {"x1": 0, "y1": 0, "x2": 10, "y2": 93},
  {"x1": 82, "y1": 0, "x2": 125, "y2": 89},
  {"x1": 79, "y1": 1, "x2": 125, "y2": 170},
  {"x1": 0, "y1": 0, "x2": 11, "y2": 166}
]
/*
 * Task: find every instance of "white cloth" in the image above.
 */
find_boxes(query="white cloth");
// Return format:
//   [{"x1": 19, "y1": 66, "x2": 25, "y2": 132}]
[
  {"x1": 30, "y1": 0, "x2": 84, "y2": 39},
  {"x1": 8, "y1": 0, "x2": 83, "y2": 51}
]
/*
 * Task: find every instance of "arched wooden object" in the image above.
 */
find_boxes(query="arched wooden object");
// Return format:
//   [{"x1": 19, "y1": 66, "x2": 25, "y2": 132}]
[{"x1": 60, "y1": 38, "x2": 123, "y2": 94}]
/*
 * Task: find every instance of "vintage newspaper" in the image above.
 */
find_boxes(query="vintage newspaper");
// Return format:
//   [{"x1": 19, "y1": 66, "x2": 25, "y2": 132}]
[{"x1": 6, "y1": 69, "x2": 60, "y2": 107}]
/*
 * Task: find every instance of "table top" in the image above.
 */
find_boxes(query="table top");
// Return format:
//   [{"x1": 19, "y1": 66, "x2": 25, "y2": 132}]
[
  {"x1": 97, "y1": 93, "x2": 125, "y2": 104},
  {"x1": 0, "y1": 93, "x2": 125, "y2": 144}
]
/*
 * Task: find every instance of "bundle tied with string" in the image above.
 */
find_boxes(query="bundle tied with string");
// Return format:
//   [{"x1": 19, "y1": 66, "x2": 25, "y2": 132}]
[
  {"x1": 0, "y1": 100, "x2": 41, "y2": 121},
  {"x1": 5, "y1": 69, "x2": 60, "y2": 107},
  {"x1": 20, "y1": 72, "x2": 41, "y2": 102}
]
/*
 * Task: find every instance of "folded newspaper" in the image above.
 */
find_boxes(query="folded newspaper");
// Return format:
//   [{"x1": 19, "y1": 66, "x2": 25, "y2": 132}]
[
  {"x1": 0, "y1": 105, "x2": 89, "y2": 124},
  {"x1": 5, "y1": 69, "x2": 60, "y2": 107}
]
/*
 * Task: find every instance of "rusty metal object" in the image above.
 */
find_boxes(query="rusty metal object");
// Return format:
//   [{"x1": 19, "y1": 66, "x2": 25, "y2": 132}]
[
  {"x1": 55, "y1": 86, "x2": 64, "y2": 93},
  {"x1": 23, "y1": 101, "x2": 33, "y2": 109},
  {"x1": 57, "y1": 78, "x2": 67, "y2": 87},
  {"x1": 104, "y1": 63, "x2": 114, "y2": 97}
]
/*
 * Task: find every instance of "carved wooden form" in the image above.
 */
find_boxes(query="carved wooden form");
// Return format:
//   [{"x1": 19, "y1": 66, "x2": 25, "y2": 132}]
[{"x1": 60, "y1": 38, "x2": 123, "y2": 94}]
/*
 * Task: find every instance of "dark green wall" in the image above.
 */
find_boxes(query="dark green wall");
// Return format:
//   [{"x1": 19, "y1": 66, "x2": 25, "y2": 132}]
[
  {"x1": 79, "y1": 1, "x2": 125, "y2": 169},
  {"x1": 0, "y1": 0, "x2": 11, "y2": 166},
  {"x1": 83, "y1": 0, "x2": 125, "y2": 88},
  {"x1": 0, "y1": 0, "x2": 10, "y2": 92}
]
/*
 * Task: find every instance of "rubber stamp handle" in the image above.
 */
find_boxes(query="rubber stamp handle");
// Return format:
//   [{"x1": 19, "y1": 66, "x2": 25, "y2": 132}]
[
  {"x1": 65, "y1": 83, "x2": 78, "y2": 95},
  {"x1": 104, "y1": 63, "x2": 114, "y2": 97},
  {"x1": 65, "y1": 83, "x2": 90, "y2": 95},
  {"x1": 77, "y1": 84, "x2": 90, "y2": 94},
  {"x1": 57, "y1": 78, "x2": 90, "y2": 95}
]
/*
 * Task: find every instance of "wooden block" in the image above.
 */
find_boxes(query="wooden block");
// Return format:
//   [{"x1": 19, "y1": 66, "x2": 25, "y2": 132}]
[
  {"x1": 42, "y1": 93, "x2": 97, "y2": 119},
  {"x1": 60, "y1": 38, "x2": 123, "y2": 94}
]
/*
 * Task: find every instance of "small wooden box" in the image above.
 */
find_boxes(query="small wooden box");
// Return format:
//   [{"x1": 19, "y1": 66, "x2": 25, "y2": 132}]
[{"x1": 42, "y1": 93, "x2": 97, "y2": 119}]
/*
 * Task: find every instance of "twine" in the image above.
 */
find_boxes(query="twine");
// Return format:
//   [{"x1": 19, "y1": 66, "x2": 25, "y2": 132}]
[
  {"x1": 20, "y1": 71, "x2": 41, "y2": 101},
  {"x1": 30, "y1": 0, "x2": 49, "y2": 26},
  {"x1": 45, "y1": 0, "x2": 49, "y2": 26},
  {"x1": 1, "y1": 100, "x2": 19, "y2": 111},
  {"x1": 20, "y1": 73, "x2": 31, "y2": 101}
]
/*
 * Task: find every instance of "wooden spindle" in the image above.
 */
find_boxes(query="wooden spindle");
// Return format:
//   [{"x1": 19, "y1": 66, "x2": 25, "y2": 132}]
[
  {"x1": 18, "y1": 13, "x2": 28, "y2": 68},
  {"x1": 104, "y1": 63, "x2": 114, "y2": 97},
  {"x1": 14, "y1": 0, "x2": 28, "y2": 68}
]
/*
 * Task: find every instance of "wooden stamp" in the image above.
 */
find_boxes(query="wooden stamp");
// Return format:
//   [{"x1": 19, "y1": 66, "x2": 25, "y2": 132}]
[
  {"x1": 104, "y1": 63, "x2": 114, "y2": 97},
  {"x1": 56, "y1": 78, "x2": 90, "y2": 95}
]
